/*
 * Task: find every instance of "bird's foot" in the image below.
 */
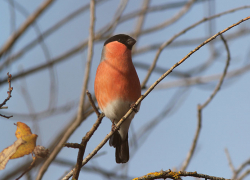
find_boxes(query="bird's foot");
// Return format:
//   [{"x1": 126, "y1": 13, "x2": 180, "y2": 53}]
[{"x1": 111, "y1": 120, "x2": 119, "y2": 132}]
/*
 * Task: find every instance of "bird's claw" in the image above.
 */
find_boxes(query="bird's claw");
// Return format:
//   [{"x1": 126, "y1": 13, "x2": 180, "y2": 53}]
[{"x1": 111, "y1": 120, "x2": 119, "y2": 132}]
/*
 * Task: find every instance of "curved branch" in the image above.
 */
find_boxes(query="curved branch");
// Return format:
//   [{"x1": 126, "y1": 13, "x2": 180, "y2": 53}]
[
  {"x1": 0, "y1": 0, "x2": 55, "y2": 58},
  {"x1": 140, "y1": 5, "x2": 250, "y2": 88},
  {"x1": 181, "y1": 34, "x2": 231, "y2": 171}
]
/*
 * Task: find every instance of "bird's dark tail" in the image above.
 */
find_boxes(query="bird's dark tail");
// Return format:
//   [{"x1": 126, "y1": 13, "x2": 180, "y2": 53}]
[{"x1": 109, "y1": 131, "x2": 129, "y2": 163}]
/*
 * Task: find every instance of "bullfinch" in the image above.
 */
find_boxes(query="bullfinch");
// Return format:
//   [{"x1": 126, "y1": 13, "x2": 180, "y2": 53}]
[{"x1": 94, "y1": 34, "x2": 141, "y2": 163}]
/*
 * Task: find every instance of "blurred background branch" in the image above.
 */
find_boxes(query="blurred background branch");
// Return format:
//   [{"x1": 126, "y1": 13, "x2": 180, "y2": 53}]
[{"x1": 0, "y1": 1, "x2": 250, "y2": 180}]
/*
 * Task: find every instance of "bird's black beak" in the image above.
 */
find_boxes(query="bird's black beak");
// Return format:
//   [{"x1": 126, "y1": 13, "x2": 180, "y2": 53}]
[{"x1": 127, "y1": 37, "x2": 136, "y2": 47}]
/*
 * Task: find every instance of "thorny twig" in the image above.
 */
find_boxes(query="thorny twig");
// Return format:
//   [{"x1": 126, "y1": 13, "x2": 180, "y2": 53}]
[{"x1": 0, "y1": 72, "x2": 13, "y2": 119}]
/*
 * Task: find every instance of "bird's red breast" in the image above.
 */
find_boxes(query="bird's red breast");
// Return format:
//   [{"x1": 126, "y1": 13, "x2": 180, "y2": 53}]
[{"x1": 94, "y1": 41, "x2": 141, "y2": 112}]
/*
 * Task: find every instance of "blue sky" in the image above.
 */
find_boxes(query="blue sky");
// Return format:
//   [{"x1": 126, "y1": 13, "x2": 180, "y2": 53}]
[{"x1": 0, "y1": 0, "x2": 250, "y2": 179}]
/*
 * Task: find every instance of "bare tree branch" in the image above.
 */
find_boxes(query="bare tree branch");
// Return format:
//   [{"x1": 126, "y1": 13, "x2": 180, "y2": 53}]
[
  {"x1": 35, "y1": 0, "x2": 96, "y2": 179},
  {"x1": 238, "y1": 169, "x2": 250, "y2": 180},
  {"x1": 134, "y1": 169, "x2": 231, "y2": 180},
  {"x1": 72, "y1": 1, "x2": 96, "y2": 178},
  {"x1": 232, "y1": 157, "x2": 250, "y2": 179},
  {"x1": 153, "y1": 64, "x2": 250, "y2": 90},
  {"x1": 0, "y1": 0, "x2": 55, "y2": 58},
  {"x1": 134, "y1": 27, "x2": 250, "y2": 55},
  {"x1": 225, "y1": 148, "x2": 236, "y2": 174},
  {"x1": 0, "y1": 0, "x2": 105, "y2": 71},
  {"x1": 134, "y1": 0, "x2": 197, "y2": 36},
  {"x1": 9, "y1": 0, "x2": 57, "y2": 109},
  {"x1": 0, "y1": 72, "x2": 13, "y2": 119},
  {"x1": 181, "y1": 34, "x2": 231, "y2": 171},
  {"x1": 140, "y1": 6, "x2": 250, "y2": 88}
]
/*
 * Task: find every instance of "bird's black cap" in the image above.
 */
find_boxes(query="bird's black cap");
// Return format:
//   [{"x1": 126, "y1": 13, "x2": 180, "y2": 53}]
[{"x1": 104, "y1": 34, "x2": 136, "y2": 50}]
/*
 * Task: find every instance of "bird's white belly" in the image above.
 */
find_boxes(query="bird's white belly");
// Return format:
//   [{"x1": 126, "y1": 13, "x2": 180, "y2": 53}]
[{"x1": 101, "y1": 99, "x2": 140, "y2": 140}]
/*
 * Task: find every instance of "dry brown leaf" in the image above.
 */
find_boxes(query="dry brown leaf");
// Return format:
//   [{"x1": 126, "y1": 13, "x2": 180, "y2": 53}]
[
  {"x1": 10, "y1": 134, "x2": 38, "y2": 159},
  {"x1": 0, "y1": 122, "x2": 38, "y2": 170},
  {"x1": 15, "y1": 122, "x2": 32, "y2": 138},
  {"x1": 0, "y1": 138, "x2": 25, "y2": 170}
]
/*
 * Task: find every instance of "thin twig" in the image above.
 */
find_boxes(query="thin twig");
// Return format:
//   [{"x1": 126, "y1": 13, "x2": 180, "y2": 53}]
[
  {"x1": 152, "y1": 63, "x2": 250, "y2": 90},
  {"x1": 233, "y1": 158, "x2": 250, "y2": 179},
  {"x1": 64, "y1": 143, "x2": 85, "y2": 149},
  {"x1": 18, "y1": 69, "x2": 36, "y2": 117},
  {"x1": 0, "y1": 72, "x2": 13, "y2": 119},
  {"x1": 0, "y1": 0, "x2": 55, "y2": 58},
  {"x1": 181, "y1": 34, "x2": 231, "y2": 171},
  {"x1": 201, "y1": 34, "x2": 230, "y2": 108},
  {"x1": 3, "y1": 101, "x2": 77, "y2": 121},
  {"x1": 129, "y1": 88, "x2": 189, "y2": 163},
  {"x1": 134, "y1": 27, "x2": 250, "y2": 55},
  {"x1": 120, "y1": 0, "x2": 204, "y2": 24},
  {"x1": 238, "y1": 169, "x2": 250, "y2": 180},
  {"x1": 8, "y1": 0, "x2": 16, "y2": 33},
  {"x1": 132, "y1": 0, "x2": 149, "y2": 55},
  {"x1": 71, "y1": 113, "x2": 104, "y2": 179},
  {"x1": 86, "y1": 90, "x2": 100, "y2": 116},
  {"x1": 62, "y1": 16, "x2": 250, "y2": 180},
  {"x1": 8, "y1": 0, "x2": 57, "y2": 109},
  {"x1": 140, "y1": 5, "x2": 250, "y2": 88},
  {"x1": 99, "y1": 0, "x2": 128, "y2": 36},
  {"x1": 133, "y1": 0, "x2": 197, "y2": 36},
  {"x1": 133, "y1": 0, "x2": 150, "y2": 40},
  {"x1": 225, "y1": 148, "x2": 235, "y2": 174},
  {"x1": 79, "y1": 0, "x2": 95, "y2": 118},
  {"x1": 134, "y1": 61, "x2": 190, "y2": 78},
  {"x1": 0, "y1": 0, "x2": 105, "y2": 71},
  {"x1": 206, "y1": 0, "x2": 216, "y2": 54},
  {"x1": 54, "y1": 158, "x2": 132, "y2": 179},
  {"x1": 0, "y1": 39, "x2": 88, "y2": 85},
  {"x1": 16, "y1": 157, "x2": 37, "y2": 180},
  {"x1": 0, "y1": 73, "x2": 13, "y2": 108}
]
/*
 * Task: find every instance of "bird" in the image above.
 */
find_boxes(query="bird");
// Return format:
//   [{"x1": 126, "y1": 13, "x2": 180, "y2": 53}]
[{"x1": 94, "y1": 34, "x2": 141, "y2": 163}]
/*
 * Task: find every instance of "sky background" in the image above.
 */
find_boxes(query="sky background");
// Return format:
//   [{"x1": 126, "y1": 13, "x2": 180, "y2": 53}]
[{"x1": 0, "y1": 0, "x2": 250, "y2": 180}]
